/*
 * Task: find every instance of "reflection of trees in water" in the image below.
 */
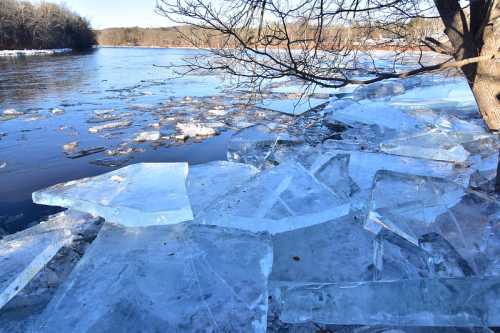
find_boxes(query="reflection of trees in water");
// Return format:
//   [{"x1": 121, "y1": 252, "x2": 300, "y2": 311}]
[{"x1": 0, "y1": 50, "x2": 96, "y2": 104}]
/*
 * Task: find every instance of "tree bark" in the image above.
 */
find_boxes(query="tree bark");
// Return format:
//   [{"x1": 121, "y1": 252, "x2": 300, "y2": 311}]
[{"x1": 434, "y1": 0, "x2": 500, "y2": 131}]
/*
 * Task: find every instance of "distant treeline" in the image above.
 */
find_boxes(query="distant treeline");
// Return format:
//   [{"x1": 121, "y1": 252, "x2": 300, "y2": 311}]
[
  {"x1": 0, "y1": 0, "x2": 95, "y2": 50},
  {"x1": 97, "y1": 27, "x2": 199, "y2": 48},
  {"x1": 97, "y1": 18, "x2": 443, "y2": 50}
]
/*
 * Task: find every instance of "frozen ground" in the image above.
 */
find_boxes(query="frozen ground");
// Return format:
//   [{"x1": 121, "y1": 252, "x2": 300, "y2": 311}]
[{"x1": 1, "y1": 48, "x2": 500, "y2": 332}]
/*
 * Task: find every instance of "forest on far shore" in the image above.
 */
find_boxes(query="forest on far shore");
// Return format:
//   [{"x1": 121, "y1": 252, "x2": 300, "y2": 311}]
[{"x1": 0, "y1": 0, "x2": 95, "y2": 50}]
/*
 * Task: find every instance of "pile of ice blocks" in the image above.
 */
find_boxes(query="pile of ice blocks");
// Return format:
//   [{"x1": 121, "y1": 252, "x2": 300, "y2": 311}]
[{"x1": 2, "y1": 73, "x2": 500, "y2": 332}]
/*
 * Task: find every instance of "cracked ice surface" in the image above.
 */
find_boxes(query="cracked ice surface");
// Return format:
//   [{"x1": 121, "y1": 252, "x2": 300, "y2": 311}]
[
  {"x1": 365, "y1": 170, "x2": 500, "y2": 276},
  {"x1": 271, "y1": 277, "x2": 500, "y2": 327},
  {"x1": 0, "y1": 229, "x2": 72, "y2": 310},
  {"x1": 35, "y1": 223, "x2": 273, "y2": 333},
  {"x1": 32, "y1": 163, "x2": 193, "y2": 227},
  {"x1": 187, "y1": 161, "x2": 259, "y2": 216},
  {"x1": 198, "y1": 158, "x2": 351, "y2": 234}
]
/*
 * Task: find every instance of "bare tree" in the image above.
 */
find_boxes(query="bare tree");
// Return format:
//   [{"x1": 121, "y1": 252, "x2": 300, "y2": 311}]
[{"x1": 157, "y1": 0, "x2": 500, "y2": 130}]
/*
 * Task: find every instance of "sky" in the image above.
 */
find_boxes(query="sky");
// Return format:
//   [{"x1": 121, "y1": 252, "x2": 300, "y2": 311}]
[{"x1": 46, "y1": 0, "x2": 173, "y2": 29}]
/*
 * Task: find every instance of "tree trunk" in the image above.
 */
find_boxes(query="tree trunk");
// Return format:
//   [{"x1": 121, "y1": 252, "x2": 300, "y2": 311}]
[
  {"x1": 470, "y1": 1, "x2": 500, "y2": 131},
  {"x1": 434, "y1": 0, "x2": 500, "y2": 131}
]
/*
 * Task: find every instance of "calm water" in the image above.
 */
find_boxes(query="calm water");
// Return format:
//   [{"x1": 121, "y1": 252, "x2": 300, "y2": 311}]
[{"x1": 0, "y1": 47, "x2": 230, "y2": 234}]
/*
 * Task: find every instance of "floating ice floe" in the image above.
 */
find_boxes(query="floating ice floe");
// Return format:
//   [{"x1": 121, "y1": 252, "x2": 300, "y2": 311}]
[
  {"x1": 35, "y1": 223, "x2": 272, "y2": 333},
  {"x1": 88, "y1": 120, "x2": 132, "y2": 133},
  {"x1": 133, "y1": 130, "x2": 160, "y2": 142},
  {"x1": 176, "y1": 123, "x2": 217, "y2": 138},
  {"x1": 32, "y1": 163, "x2": 193, "y2": 227}
]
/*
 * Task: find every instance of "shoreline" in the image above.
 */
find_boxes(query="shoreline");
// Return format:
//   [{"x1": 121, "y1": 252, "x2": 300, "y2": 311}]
[{"x1": 0, "y1": 48, "x2": 73, "y2": 57}]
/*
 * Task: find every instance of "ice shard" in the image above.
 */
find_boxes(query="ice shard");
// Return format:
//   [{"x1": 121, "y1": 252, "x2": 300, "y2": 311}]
[
  {"x1": 32, "y1": 163, "x2": 194, "y2": 227},
  {"x1": 187, "y1": 161, "x2": 259, "y2": 216},
  {"x1": 365, "y1": 170, "x2": 500, "y2": 275},
  {"x1": 198, "y1": 159, "x2": 352, "y2": 234},
  {"x1": 35, "y1": 223, "x2": 273, "y2": 333},
  {"x1": 0, "y1": 229, "x2": 72, "y2": 310},
  {"x1": 271, "y1": 277, "x2": 500, "y2": 327}
]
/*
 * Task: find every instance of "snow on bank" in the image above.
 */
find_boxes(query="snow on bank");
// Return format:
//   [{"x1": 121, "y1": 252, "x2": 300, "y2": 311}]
[{"x1": 0, "y1": 48, "x2": 72, "y2": 57}]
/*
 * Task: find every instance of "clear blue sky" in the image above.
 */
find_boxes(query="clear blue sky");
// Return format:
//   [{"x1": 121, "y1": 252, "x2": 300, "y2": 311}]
[{"x1": 49, "y1": 0, "x2": 173, "y2": 29}]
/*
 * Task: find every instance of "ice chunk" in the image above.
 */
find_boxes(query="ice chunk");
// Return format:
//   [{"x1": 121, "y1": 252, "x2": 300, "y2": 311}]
[
  {"x1": 187, "y1": 161, "x2": 259, "y2": 216},
  {"x1": 176, "y1": 123, "x2": 217, "y2": 138},
  {"x1": 365, "y1": 171, "x2": 500, "y2": 275},
  {"x1": 257, "y1": 98, "x2": 327, "y2": 116},
  {"x1": 35, "y1": 223, "x2": 272, "y2": 333},
  {"x1": 133, "y1": 130, "x2": 160, "y2": 142},
  {"x1": 198, "y1": 160, "x2": 351, "y2": 234},
  {"x1": 271, "y1": 276, "x2": 500, "y2": 327},
  {"x1": 352, "y1": 80, "x2": 406, "y2": 101},
  {"x1": 0, "y1": 230, "x2": 72, "y2": 310},
  {"x1": 325, "y1": 100, "x2": 420, "y2": 131},
  {"x1": 32, "y1": 163, "x2": 193, "y2": 227},
  {"x1": 88, "y1": 120, "x2": 132, "y2": 133},
  {"x1": 380, "y1": 130, "x2": 471, "y2": 163}
]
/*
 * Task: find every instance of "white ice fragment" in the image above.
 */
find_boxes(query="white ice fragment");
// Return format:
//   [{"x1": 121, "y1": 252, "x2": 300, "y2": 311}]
[
  {"x1": 176, "y1": 123, "x2": 217, "y2": 138},
  {"x1": 32, "y1": 163, "x2": 194, "y2": 227},
  {"x1": 88, "y1": 120, "x2": 132, "y2": 133},
  {"x1": 0, "y1": 230, "x2": 72, "y2": 310},
  {"x1": 0, "y1": 162, "x2": 6, "y2": 169},
  {"x1": 133, "y1": 130, "x2": 160, "y2": 142},
  {"x1": 50, "y1": 108, "x2": 64, "y2": 115},
  {"x1": 0, "y1": 48, "x2": 72, "y2": 57},
  {"x1": 3, "y1": 108, "x2": 23, "y2": 116}
]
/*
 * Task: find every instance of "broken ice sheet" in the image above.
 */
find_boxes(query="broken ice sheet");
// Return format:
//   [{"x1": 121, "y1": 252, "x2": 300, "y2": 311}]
[
  {"x1": 197, "y1": 160, "x2": 351, "y2": 234},
  {"x1": 227, "y1": 124, "x2": 303, "y2": 169},
  {"x1": 365, "y1": 170, "x2": 500, "y2": 275},
  {"x1": 270, "y1": 276, "x2": 500, "y2": 327},
  {"x1": 256, "y1": 97, "x2": 327, "y2": 116},
  {"x1": 0, "y1": 229, "x2": 72, "y2": 310},
  {"x1": 35, "y1": 223, "x2": 272, "y2": 333},
  {"x1": 32, "y1": 163, "x2": 193, "y2": 227},
  {"x1": 324, "y1": 99, "x2": 420, "y2": 131}
]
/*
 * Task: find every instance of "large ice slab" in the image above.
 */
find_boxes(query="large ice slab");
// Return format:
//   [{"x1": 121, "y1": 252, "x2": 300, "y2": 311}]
[
  {"x1": 35, "y1": 223, "x2": 272, "y2": 332},
  {"x1": 365, "y1": 170, "x2": 500, "y2": 275},
  {"x1": 270, "y1": 214, "x2": 431, "y2": 284},
  {"x1": 187, "y1": 161, "x2": 259, "y2": 216},
  {"x1": 380, "y1": 130, "x2": 471, "y2": 163},
  {"x1": 32, "y1": 163, "x2": 194, "y2": 227},
  {"x1": 0, "y1": 230, "x2": 72, "y2": 310},
  {"x1": 271, "y1": 277, "x2": 500, "y2": 327},
  {"x1": 198, "y1": 159, "x2": 352, "y2": 234},
  {"x1": 325, "y1": 100, "x2": 421, "y2": 131}
]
